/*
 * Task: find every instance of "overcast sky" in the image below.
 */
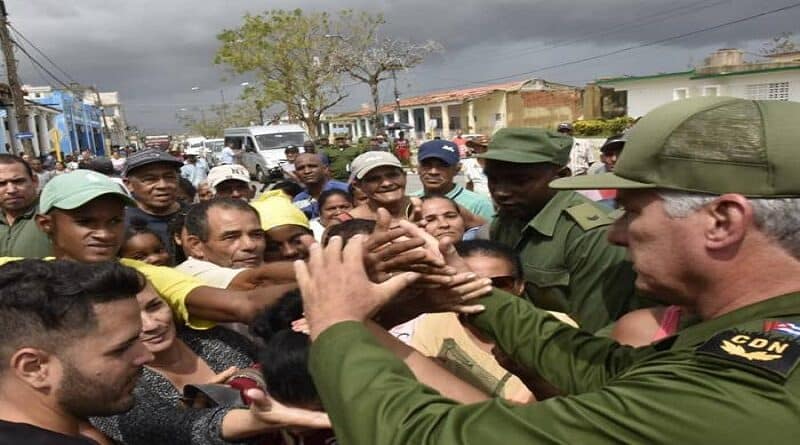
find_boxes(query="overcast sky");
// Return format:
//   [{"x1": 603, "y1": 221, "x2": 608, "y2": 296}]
[{"x1": 9, "y1": 0, "x2": 800, "y2": 133}]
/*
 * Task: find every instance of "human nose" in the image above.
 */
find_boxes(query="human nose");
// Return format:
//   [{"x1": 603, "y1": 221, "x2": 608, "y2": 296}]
[
  {"x1": 140, "y1": 312, "x2": 159, "y2": 333},
  {"x1": 240, "y1": 235, "x2": 257, "y2": 252},
  {"x1": 281, "y1": 241, "x2": 298, "y2": 259}
]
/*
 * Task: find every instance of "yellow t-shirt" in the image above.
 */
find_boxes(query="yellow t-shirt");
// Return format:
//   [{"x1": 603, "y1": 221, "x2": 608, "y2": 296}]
[{"x1": 0, "y1": 257, "x2": 214, "y2": 330}]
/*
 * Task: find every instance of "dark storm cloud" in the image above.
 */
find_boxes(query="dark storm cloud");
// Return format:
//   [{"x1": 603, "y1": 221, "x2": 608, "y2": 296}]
[{"x1": 10, "y1": 0, "x2": 800, "y2": 132}]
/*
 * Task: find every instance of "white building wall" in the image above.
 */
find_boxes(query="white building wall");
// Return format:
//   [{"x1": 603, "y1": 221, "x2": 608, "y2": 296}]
[{"x1": 604, "y1": 69, "x2": 800, "y2": 117}]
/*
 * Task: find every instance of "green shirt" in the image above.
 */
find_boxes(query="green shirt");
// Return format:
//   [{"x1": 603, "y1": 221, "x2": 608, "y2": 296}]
[
  {"x1": 322, "y1": 146, "x2": 363, "y2": 181},
  {"x1": 490, "y1": 190, "x2": 636, "y2": 331},
  {"x1": 0, "y1": 205, "x2": 52, "y2": 258},
  {"x1": 309, "y1": 290, "x2": 800, "y2": 445},
  {"x1": 412, "y1": 183, "x2": 495, "y2": 220}
]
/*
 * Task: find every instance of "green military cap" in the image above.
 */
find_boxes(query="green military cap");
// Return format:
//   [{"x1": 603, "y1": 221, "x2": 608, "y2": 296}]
[
  {"x1": 477, "y1": 128, "x2": 573, "y2": 166},
  {"x1": 39, "y1": 169, "x2": 135, "y2": 214},
  {"x1": 551, "y1": 96, "x2": 800, "y2": 197}
]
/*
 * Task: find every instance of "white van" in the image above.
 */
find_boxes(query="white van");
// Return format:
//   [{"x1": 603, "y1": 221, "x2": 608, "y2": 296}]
[
  {"x1": 184, "y1": 136, "x2": 207, "y2": 155},
  {"x1": 223, "y1": 125, "x2": 309, "y2": 183},
  {"x1": 204, "y1": 138, "x2": 224, "y2": 166}
]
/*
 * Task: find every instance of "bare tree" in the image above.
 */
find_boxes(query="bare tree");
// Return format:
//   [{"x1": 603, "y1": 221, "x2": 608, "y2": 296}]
[{"x1": 329, "y1": 11, "x2": 442, "y2": 132}]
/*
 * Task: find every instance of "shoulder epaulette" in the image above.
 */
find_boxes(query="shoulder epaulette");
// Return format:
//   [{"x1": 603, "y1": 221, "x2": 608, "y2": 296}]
[
  {"x1": 696, "y1": 327, "x2": 800, "y2": 381},
  {"x1": 564, "y1": 203, "x2": 614, "y2": 231}
]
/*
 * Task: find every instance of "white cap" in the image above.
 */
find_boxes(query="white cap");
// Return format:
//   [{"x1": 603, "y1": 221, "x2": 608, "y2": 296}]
[
  {"x1": 184, "y1": 146, "x2": 202, "y2": 156},
  {"x1": 350, "y1": 151, "x2": 403, "y2": 180},
  {"x1": 207, "y1": 164, "x2": 250, "y2": 189}
]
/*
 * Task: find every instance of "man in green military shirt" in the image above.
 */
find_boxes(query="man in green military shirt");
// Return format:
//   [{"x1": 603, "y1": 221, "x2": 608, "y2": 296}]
[
  {"x1": 297, "y1": 97, "x2": 800, "y2": 444},
  {"x1": 480, "y1": 128, "x2": 636, "y2": 331},
  {"x1": 0, "y1": 154, "x2": 51, "y2": 257},
  {"x1": 322, "y1": 136, "x2": 363, "y2": 181}
]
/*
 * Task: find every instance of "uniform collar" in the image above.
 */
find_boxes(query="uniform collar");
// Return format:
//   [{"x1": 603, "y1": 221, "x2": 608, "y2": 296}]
[
  {"x1": 525, "y1": 191, "x2": 575, "y2": 237},
  {"x1": 673, "y1": 291, "x2": 800, "y2": 349},
  {"x1": 0, "y1": 202, "x2": 39, "y2": 225}
]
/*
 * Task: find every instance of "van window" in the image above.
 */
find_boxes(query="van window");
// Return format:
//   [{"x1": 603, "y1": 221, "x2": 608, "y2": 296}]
[
  {"x1": 224, "y1": 136, "x2": 244, "y2": 150},
  {"x1": 254, "y1": 132, "x2": 306, "y2": 150},
  {"x1": 245, "y1": 137, "x2": 258, "y2": 152}
]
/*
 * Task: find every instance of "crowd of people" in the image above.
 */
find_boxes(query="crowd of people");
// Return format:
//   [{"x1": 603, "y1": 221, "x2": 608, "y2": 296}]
[{"x1": 0, "y1": 96, "x2": 799, "y2": 444}]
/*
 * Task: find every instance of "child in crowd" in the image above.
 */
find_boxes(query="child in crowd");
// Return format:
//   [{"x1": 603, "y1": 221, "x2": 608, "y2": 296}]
[{"x1": 119, "y1": 218, "x2": 171, "y2": 266}]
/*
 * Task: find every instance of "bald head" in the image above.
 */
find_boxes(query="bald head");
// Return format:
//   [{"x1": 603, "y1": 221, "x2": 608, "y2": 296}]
[{"x1": 294, "y1": 153, "x2": 328, "y2": 186}]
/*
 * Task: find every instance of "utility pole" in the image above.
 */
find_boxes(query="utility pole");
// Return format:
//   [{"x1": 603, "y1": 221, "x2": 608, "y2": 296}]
[
  {"x1": 0, "y1": 1, "x2": 33, "y2": 156},
  {"x1": 92, "y1": 86, "x2": 112, "y2": 152}
]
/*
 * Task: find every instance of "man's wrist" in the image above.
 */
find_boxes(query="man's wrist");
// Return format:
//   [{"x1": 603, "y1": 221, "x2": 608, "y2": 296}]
[{"x1": 309, "y1": 315, "x2": 365, "y2": 341}]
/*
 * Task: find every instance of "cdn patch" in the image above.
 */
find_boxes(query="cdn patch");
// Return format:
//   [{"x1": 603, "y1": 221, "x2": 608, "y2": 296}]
[{"x1": 697, "y1": 329, "x2": 800, "y2": 380}]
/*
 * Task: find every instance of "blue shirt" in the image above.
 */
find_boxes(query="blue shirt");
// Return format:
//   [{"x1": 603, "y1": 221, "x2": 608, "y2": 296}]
[{"x1": 293, "y1": 179, "x2": 350, "y2": 218}]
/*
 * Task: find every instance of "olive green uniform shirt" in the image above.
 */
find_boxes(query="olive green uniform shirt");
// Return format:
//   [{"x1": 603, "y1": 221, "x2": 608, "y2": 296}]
[
  {"x1": 490, "y1": 190, "x2": 636, "y2": 331},
  {"x1": 322, "y1": 146, "x2": 363, "y2": 181},
  {"x1": 309, "y1": 290, "x2": 800, "y2": 445},
  {"x1": 0, "y1": 205, "x2": 52, "y2": 258}
]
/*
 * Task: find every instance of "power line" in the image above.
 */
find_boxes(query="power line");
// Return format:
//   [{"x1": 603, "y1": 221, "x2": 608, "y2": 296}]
[
  {"x1": 12, "y1": 39, "x2": 73, "y2": 90},
  {"x1": 424, "y1": 1, "x2": 800, "y2": 89},
  {"x1": 8, "y1": 24, "x2": 77, "y2": 84},
  {"x1": 455, "y1": 0, "x2": 731, "y2": 66}
]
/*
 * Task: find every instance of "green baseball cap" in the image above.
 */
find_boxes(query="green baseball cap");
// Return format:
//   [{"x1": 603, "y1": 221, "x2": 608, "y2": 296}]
[
  {"x1": 39, "y1": 169, "x2": 135, "y2": 214},
  {"x1": 550, "y1": 97, "x2": 800, "y2": 197},
  {"x1": 477, "y1": 128, "x2": 573, "y2": 166}
]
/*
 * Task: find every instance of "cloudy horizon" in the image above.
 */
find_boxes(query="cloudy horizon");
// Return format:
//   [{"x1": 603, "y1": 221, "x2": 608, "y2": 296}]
[{"x1": 9, "y1": 0, "x2": 800, "y2": 133}]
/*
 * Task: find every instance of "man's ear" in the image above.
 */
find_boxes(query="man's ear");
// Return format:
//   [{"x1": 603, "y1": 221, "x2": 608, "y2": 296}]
[
  {"x1": 704, "y1": 194, "x2": 750, "y2": 251},
  {"x1": 183, "y1": 235, "x2": 205, "y2": 259},
  {"x1": 35, "y1": 214, "x2": 53, "y2": 236},
  {"x1": 10, "y1": 348, "x2": 57, "y2": 391}
]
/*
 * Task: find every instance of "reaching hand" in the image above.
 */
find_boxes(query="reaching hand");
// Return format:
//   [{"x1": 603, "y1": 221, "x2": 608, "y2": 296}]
[
  {"x1": 245, "y1": 388, "x2": 331, "y2": 429},
  {"x1": 295, "y1": 235, "x2": 421, "y2": 340}
]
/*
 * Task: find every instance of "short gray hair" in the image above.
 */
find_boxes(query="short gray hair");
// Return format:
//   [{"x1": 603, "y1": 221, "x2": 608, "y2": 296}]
[{"x1": 658, "y1": 190, "x2": 800, "y2": 259}]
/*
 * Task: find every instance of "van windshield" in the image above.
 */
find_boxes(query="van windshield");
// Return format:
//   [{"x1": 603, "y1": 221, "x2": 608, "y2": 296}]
[{"x1": 255, "y1": 132, "x2": 306, "y2": 150}]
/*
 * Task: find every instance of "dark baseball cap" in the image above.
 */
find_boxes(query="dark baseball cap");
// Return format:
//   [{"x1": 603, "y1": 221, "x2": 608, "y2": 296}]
[
  {"x1": 599, "y1": 134, "x2": 626, "y2": 154},
  {"x1": 477, "y1": 128, "x2": 573, "y2": 166},
  {"x1": 550, "y1": 96, "x2": 800, "y2": 197},
  {"x1": 123, "y1": 149, "x2": 183, "y2": 177},
  {"x1": 418, "y1": 140, "x2": 460, "y2": 166}
]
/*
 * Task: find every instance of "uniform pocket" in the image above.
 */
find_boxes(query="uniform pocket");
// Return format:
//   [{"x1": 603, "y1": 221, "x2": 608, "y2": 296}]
[{"x1": 522, "y1": 266, "x2": 570, "y2": 313}]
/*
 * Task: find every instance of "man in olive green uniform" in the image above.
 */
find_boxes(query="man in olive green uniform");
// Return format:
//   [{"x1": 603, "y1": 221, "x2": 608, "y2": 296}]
[
  {"x1": 298, "y1": 97, "x2": 800, "y2": 444},
  {"x1": 480, "y1": 128, "x2": 636, "y2": 331},
  {"x1": 322, "y1": 136, "x2": 363, "y2": 181},
  {"x1": 0, "y1": 155, "x2": 51, "y2": 257}
]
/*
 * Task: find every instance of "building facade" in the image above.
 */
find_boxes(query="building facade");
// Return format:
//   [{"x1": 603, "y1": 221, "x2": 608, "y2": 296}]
[
  {"x1": 25, "y1": 85, "x2": 110, "y2": 156},
  {"x1": 322, "y1": 78, "x2": 583, "y2": 140},
  {"x1": 594, "y1": 49, "x2": 800, "y2": 118}
]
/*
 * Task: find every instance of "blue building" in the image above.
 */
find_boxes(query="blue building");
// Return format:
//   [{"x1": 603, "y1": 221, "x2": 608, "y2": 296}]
[{"x1": 26, "y1": 86, "x2": 107, "y2": 156}]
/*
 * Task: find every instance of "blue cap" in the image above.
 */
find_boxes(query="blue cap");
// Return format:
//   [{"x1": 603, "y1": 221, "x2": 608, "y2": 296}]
[{"x1": 418, "y1": 140, "x2": 460, "y2": 166}]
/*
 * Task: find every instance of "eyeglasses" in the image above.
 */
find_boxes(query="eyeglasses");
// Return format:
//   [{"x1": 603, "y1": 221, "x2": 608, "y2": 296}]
[{"x1": 489, "y1": 275, "x2": 518, "y2": 292}]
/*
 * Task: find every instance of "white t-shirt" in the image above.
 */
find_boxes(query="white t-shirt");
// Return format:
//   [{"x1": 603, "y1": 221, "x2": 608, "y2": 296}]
[
  {"x1": 461, "y1": 158, "x2": 490, "y2": 197},
  {"x1": 175, "y1": 257, "x2": 243, "y2": 289}
]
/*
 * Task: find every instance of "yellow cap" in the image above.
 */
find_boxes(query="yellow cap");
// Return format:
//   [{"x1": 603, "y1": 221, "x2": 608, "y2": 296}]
[{"x1": 251, "y1": 190, "x2": 310, "y2": 231}]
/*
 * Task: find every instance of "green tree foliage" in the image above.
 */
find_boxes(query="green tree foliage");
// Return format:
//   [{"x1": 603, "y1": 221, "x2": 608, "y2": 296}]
[{"x1": 215, "y1": 9, "x2": 349, "y2": 137}]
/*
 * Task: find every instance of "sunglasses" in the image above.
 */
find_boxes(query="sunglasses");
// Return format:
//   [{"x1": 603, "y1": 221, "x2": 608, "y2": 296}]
[{"x1": 489, "y1": 275, "x2": 518, "y2": 292}]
